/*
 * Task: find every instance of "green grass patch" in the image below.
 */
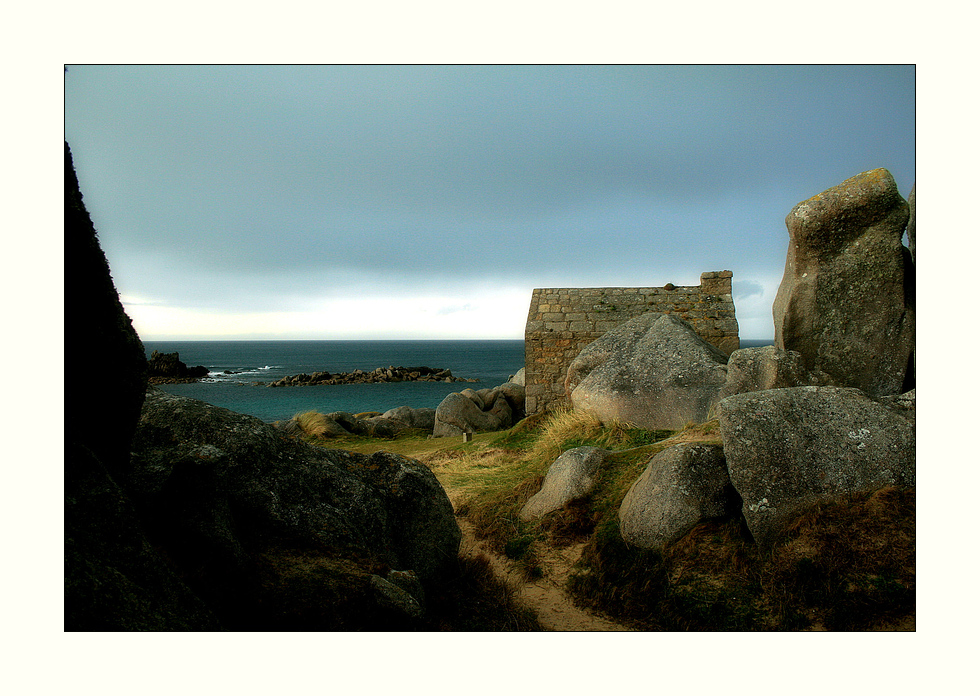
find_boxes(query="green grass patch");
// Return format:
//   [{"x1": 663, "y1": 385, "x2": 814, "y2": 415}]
[{"x1": 310, "y1": 408, "x2": 913, "y2": 631}]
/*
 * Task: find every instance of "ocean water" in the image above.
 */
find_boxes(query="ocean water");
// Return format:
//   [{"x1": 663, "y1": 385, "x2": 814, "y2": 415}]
[
  {"x1": 144, "y1": 340, "x2": 526, "y2": 423},
  {"x1": 145, "y1": 338, "x2": 773, "y2": 424}
]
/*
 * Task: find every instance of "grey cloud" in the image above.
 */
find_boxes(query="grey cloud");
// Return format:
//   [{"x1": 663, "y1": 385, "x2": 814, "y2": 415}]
[{"x1": 66, "y1": 65, "x2": 914, "y2": 339}]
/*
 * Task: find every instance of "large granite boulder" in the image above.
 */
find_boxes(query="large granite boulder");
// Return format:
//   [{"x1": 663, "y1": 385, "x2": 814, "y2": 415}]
[
  {"x1": 64, "y1": 142, "x2": 221, "y2": 630},
  {"x1": 718, "y1": 345, "x2": 810, "y2": 400},
  {"x1": 772, "y1": 168, "x2": 915, "y2": 397},
  {"x1": 132, "y1": 389, "x2": 461, "y2": 592},
  {"x1": 618, "y1": 444, "x2": 739, "y2": 550},
  {"x1": 478, "y1": 382, "x2": 526, "y2": 421},
  {"x1": 382, "y1": 405, "x2": 437, "y2": 431},
  {"x1": 520, "y1": 447, "x2": 609, "y2": 520},
  {"x1": 432, "y1": 379, "x2": 523, "y2": 437},
  {"x1": 565, "y1": 313, "x2": 730, "y2": 430},
  {"x1": 717, "y1": 386, "x2": 915, "y2": 548}
]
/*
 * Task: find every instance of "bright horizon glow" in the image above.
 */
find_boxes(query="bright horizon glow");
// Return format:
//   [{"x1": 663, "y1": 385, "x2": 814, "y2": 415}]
[{"x1": 121, "y1": 287, "x2": 532, "y2": 341}]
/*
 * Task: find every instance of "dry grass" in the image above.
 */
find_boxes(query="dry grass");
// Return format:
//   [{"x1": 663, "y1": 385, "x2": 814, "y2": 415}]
[
  {"x1": 316, "y1": 407, "x2": 913, "y2": 630},
  {"x1": 293, "y1": 410, "x2": 338, "y2": 438}
]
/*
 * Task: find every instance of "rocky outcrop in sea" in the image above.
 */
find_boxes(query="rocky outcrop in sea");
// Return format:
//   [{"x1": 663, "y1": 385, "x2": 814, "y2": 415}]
[
  {"x1": 267, "y1": 365, "x2": 477, "y2": 387},
  {"x1": 147, "y1": 350, "x2": 209, "y2": 384}
]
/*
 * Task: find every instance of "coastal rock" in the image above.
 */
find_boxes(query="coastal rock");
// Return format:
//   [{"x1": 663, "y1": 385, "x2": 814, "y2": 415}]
[
  {"x1": 433, "y1": 392, "x2": 508, "y2": 437},
  {"x1": 718, "y1": 345, "x2": 811, "y2": 400},
  {"x1": 717, "y1": 386, "x2": 915, "y2": 548},
  {"x1": 275, "y1": 406, "x2": 440, "y2": 440},
  {"x1": 566, "y1": 313, "x2": 729, "y2": 430},
  {"x1": 381, "y1": 406, "x2": 437, "y2": 431},
  {"x1": 432, "y1": 377, "x2": 525, "y2": 437},
  {"x1": 147, "y1": 350, "x2": 209, "y2": 383},
  {"x1": 877, "y1": 388, "x2": 916, "y2": 423},
  {"x1": 618, "y1": 444, "x2": 739, "y2": 551},
  {"x1": 520, "y1": 447, "x2": 609, "y2": 520},
  {"x1": 492, "y1": 381, "x2": 527, "y2": 420},
  {"x1": 131, "y1": 389, "x2": 461, "y2": 596},
  {"x1": 509, "y1": 368, "x2": 526, "y2": 386},
  {"x1": 772, "y1": 168, "x2": 915, "y2": 397},
  {"x1": 268, "y1": 365, "x2": 465, "y2": 387},
  {"x1": 460, "y1": 388, "x2": 486, "y2": 410}
]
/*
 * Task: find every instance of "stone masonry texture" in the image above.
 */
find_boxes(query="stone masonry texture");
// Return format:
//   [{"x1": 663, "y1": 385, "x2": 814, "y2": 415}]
[{"x1": 524, "y1": 271, "x2": 739, "y2": 415}]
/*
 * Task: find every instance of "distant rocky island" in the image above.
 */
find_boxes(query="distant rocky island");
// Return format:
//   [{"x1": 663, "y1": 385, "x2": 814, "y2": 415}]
[
  {"x1": 146, "y1": 350, "x2": 209, "y2": 384},
  {"x1": 268, "y1": 365, "x2": 478, "y2": 387}
]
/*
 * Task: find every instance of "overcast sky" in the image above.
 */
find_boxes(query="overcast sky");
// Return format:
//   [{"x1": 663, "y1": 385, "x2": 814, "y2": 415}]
[{"x1": 65, "y1": 65, "x2": 915, "y2": 341}]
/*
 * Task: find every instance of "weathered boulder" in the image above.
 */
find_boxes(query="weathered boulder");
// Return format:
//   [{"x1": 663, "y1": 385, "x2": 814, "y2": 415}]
[
  {"x1": 566, "y1": 313, "x2": 729, "y2": 430},
  {"x1": 432, "y1": 376, "x2": 525, "y2": 438},
  {"x1": 718, "y1": 345, "x2": 810, "y2": 400},
  {"x1": 520, "y1": 447, "x2": 609, "y2": 520},
  {"x1": 460, "y1": 388, "x2": 485, "y2": 410},
  {"x1": 433, "y1": 391, "x2": 510, "y2": 437},
  {"x1": 618, "y1": 444, "x2": 739, "y2": 550},
  {"x1": 717, "y1": 386, "x2": 915, "y2": 548},
  {"x1": 772, "y1": 168, "x2": 915, "y2": 397},
  {"x1": 492, "y1": 381, "x2": 527, "y2": 420},
  {"x1": 369, "y1": 574, "x2": 425, "y2": 621},
  {"x1": 381, "y1": 405, "x2": 437, "y2": 432},
  {"x1": 131, "y1": 390, "x2": 462, "y2": 602},
  {"x1": 877, "y1": 388, "x2": 916, "y2": 422},
  {"x1": 510, "y1": 367, "x2": 526, "y2": 386}
]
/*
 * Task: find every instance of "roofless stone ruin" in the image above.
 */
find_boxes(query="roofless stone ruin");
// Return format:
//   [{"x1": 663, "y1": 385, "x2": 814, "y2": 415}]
[{"x1": 523, "y1": 271, "x2": 739, "y2": 414}]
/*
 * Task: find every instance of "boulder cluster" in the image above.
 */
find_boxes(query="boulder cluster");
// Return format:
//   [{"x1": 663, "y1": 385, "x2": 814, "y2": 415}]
[
  {"x1": 147, "y1": 350, "x2": 209, "y2": 384},
  {"x1": 523, "y1": 168, "x2": 915, "y2": 551},
  {"x1": 275, "y1": 369, "x2": 527, "y2": 440},
  {"x1": 267, "y1": 365, "x2": 475, "y2": 387},
  {"x1": 433, "y1": 373, "x2": 526, "y2": 437}
]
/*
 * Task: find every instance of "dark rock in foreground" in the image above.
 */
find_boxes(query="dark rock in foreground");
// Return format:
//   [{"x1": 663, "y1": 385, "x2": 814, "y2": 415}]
[
  {"x1": 131, "y1": 389, "x2": 461, "y2": 622},
  {"x1": 618, "y1": 444, "x2": 740, "y2": 551},
  {"x1": 520, "y1": 446, "x2": 609, "y2": 520},
  {"x1": 717, "y1": 386, "x2": 915, "y2": 548}
]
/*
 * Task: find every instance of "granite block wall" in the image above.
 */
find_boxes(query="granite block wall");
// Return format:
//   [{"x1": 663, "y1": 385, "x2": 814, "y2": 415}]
[{"x1": 524, "y1": 271, "x2": 739, "y2": 414}]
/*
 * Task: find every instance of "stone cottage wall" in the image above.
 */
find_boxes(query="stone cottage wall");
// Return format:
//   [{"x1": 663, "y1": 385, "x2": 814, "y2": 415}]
[{"x1": 524, "y1": 271, "x2": 739, "y2": 415}]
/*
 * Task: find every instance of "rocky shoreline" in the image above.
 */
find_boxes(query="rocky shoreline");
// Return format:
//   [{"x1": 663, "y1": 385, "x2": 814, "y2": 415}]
[{"x1": 267, "y1": 365, "x2": 478, "y2": 387}]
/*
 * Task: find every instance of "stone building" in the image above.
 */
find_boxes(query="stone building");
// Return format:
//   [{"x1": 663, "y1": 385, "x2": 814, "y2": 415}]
[{"x1": 523, "y1": 271, "x2": 739, "y2": 414}]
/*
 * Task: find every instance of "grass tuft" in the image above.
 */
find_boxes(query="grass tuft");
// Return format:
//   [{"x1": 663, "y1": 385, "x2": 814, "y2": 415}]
[{"x1": 291, "y1": 410, "x2": 343, "y2": 439}]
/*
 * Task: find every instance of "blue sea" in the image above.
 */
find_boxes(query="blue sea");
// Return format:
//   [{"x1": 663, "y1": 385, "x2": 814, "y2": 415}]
[
  {"x1": 144, "y1": 340, "x2": 526, "y2": 423},
  {"x1": 145, "y1": 338, "x2": 773, "y2": 424}
]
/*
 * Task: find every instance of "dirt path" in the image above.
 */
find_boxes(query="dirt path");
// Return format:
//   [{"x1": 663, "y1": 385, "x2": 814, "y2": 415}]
[{"x1": 454, "y1": 512, "x2": 632, "y2": 632}]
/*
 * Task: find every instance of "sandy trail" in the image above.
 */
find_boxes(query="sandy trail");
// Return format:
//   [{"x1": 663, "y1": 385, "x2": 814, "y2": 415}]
[{"x1": 455, "y1": 514, "x2": 632, "y2": 632}]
